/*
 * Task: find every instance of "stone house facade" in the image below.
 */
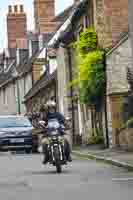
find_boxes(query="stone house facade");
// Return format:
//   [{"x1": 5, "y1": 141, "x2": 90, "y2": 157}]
[
  {"x1": 49, "y1": 0, "x2": 98, "y2": 145},
  {"x1": 129, "y1": 0, "x2": 133, "y2": 59},
  {"x1": 106, "y1": 33, "x2": 133, "y2": 149},
  {"x1": 23, "y1": 45, "x2": 57, "y2": 114},
  {"x1": 93, "y1": 0, "x2": 128, "y2": 48},
  {"x1": 47, "y1": 0, "x2": 129, "y2": 146},
  {"x1": 0, "y1": 32, "x2": 42, "y2": 115},
  {"x1": 24, "y1": 71, "x2": 57, "y2": 114}
]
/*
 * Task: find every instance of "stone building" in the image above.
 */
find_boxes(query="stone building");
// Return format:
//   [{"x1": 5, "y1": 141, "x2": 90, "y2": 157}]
[
  {"x1": 0, "y1": 36, "x2": 40, "y2": 115},
  {"x1": 129, "y1": 0, "x2": 133, "y2": 59},
  {"x1": 0, "y1": 1, "x2": 42, "y2": 115},
  {"x1": 48, "y1": 0, "x2": 96, "y2": 144},
  {"x1": 24, "y1": 71, "x2": 57, "y2": 113},
  {"x1": 93, "y1": 0, "x2": 128, "y2": 48},
  {"x1": 23, "y1": 0, "x2": 77, "y2": 111},
  {"x1": 0, "y1": 0, "x2": 130, "y2": 148},
  {"x1": 106, "y1": 33, "x2": 133, "y2": 149},
  {"x1": 46, "y1": 0, "x2": 129, "y2": 147}
]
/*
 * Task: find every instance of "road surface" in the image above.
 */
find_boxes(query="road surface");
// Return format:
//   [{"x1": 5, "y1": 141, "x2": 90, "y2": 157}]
[{"x1": 0, "y1": 153, "x2": 133, "y2": 199}]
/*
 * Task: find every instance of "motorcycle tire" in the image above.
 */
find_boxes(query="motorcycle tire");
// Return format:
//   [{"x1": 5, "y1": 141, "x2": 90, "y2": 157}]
[
  {"x1": 54, "y1": 146, "x2": 62, "y2": 173},
  {"x1": 56, "y1": 163, "x2": 62, "y2": 173}
]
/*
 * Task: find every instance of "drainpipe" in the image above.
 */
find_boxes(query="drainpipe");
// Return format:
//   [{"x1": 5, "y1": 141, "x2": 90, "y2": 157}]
[
  {"x1": 67, "y1": 47, "x2": 75, "y2": 144},
  {"x1": 45, "y1": 47, "x2": 49, "y2": 75},
  {"x1": 16, "y1": 79, "x2": 21, "y2": 115},
  {"x1": 12, "y1": 69, "x2": 21, "y2": 115},
  {"x1": 103, "y1": 51, "x2": 109, "y2": 148}
]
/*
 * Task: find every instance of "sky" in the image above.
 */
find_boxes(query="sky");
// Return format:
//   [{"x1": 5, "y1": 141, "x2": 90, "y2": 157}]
[{"x1": 0, "y1": 0, "x2": 73, "y2": 52}]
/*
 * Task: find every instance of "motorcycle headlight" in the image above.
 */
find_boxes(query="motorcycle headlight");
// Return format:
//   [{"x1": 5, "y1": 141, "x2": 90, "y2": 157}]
[
  {"x1": 58, "y1": 136, "x2": 64, "y2": 142},
  {"x1": 51, "y1": 131, "x2": 58, "y2": 136}
]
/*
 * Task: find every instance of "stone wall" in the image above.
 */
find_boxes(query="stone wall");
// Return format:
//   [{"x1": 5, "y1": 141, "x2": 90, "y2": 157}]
[
  {"x1": 25, "y1": 81, "x2": 56, "y2": 113},
  {"x1": 93, "y1": 0, "x2": 128, "y2": 48},
  {"x1": 56, "y1": 46, "x2": 70, "y2": 117},
  {"x1": 119, "y1": 128, "x2": 133, "y2": 151},
  {"x1": 93, "y1": 0, "x2": 112, "y2": 48},
  {"x1": 32, "y1": 59, "x2": 44, "y2": 84},
  {"x1": 106, "y1": 35, "x2": 133, "y2": 148},
  {"x1": 129, "y1": 0, "x2": 133, "y2": 59},
  {"x1": 0, "y1": 72, "x2": 32, "y2": 115},
  {"x1": 107, "y1": 36, "x2": 132, "y2": 95},
  {"x1": 0, "y1": 82, "x2": 17, "y2": 115},
  {"x1": 106, "y1": 96, "x2": 113, "y2": 147}
]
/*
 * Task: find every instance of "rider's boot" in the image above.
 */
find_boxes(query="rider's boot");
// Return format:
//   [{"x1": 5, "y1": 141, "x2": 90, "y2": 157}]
[
  {"x1": 67, "y1": 154, "x2": 72, "y2": 162},
  {"x1": 42, "y1": 144, "x2": 49, "y2": 164}
]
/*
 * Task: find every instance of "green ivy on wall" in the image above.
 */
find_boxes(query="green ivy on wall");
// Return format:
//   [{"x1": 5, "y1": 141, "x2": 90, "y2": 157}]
[{"x1": 71, "y1": 27, "x2": 105, "y2": 106}]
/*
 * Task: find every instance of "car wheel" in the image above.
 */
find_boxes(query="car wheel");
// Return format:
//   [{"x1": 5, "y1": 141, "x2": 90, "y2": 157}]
[{"x1": 32, "y1": 144, "x2": 38, "y2": 153}]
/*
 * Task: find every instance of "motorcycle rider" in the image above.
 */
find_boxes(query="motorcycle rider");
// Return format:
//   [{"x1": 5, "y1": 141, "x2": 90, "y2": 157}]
[{"x1": 41, "y1": 100, "x2": 72, "y2": 164}]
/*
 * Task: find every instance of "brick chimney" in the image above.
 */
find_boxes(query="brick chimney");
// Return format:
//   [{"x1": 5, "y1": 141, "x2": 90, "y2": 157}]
[
  {"x1": 34, "y1": 0, "x2": 57, "y2": 33},
  {"x1": 7, "y1": 3, "x2": 27, "y2": 49}
]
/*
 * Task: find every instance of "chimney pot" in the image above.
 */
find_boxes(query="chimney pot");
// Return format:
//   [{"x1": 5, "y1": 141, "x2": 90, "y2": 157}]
[
  {"x1": 20, "y1": 5, "x2": 24, "y2": 13},
  {"x1": 8, "y1": 5, "x2": 12, "y2": 13},
  {"x1": 14, "y1": 5, "x2": 18, "y2": 13}
]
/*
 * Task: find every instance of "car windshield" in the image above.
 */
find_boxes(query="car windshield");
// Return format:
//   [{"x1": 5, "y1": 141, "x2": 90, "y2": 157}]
[{"x1": 0, "y1": 117, "x2": 32, "y2": 128}]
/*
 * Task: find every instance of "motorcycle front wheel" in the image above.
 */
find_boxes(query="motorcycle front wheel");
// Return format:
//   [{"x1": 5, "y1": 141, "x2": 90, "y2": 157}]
[
  {"x1": 54, "y1": 146, "x2": 62, "y2": 173},
  {"x1": 56, "y1": 163, "x2": 62, "y2": 173}
]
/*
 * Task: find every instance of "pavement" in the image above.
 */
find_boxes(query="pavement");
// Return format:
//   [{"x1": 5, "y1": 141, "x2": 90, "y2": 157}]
[
  {"x1": 73, "y1": 146, "x2": 133, "y2": 170},
  {"x1": 1, "y1": 153, "x2": 133, "y2": 199}
]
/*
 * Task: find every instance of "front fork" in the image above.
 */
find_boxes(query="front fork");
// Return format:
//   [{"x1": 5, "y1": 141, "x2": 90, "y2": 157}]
[{"x1": 49, "y1": 143, "x2": 65, "y2": 163}]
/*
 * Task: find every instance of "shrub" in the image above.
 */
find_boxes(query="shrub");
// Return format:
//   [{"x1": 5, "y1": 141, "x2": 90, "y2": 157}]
[{"x1": 87, "y1": 135, "x2": 104, "y2": 145}]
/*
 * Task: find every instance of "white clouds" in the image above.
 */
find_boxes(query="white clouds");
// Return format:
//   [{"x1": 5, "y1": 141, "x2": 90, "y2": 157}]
[
  {"x1": 56, "y1": 0, "x2": 73, "y2": 13},
  {"x1": 25, "y1": 6, "x2": 34, "y2": 31},
  {"x1": 9, "y1": 0, "x2": 24, "y2": 5},
  {"x1": 0, "y1": 7, "x2": 7, "y2": 52}
]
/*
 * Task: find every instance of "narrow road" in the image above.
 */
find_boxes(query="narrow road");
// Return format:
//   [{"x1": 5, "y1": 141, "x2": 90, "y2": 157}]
[{"x1": 0, "y1": 153, "x2": 133, "y2": 199}]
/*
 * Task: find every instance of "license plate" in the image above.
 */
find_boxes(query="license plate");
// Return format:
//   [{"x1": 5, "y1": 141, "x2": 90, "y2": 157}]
[{"x1": 10, "y1": 138, "x2": 24, "y2": 143}]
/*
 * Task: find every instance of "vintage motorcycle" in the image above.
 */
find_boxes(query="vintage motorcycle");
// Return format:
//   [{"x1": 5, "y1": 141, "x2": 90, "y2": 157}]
[{"x1": 39, "y1": 119, "x2": 69, "y2": 173}]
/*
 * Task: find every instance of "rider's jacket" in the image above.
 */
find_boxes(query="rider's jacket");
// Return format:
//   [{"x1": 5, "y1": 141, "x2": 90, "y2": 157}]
[{"x1": 46, "y1": 112, "x2": 65, "y2": 135}]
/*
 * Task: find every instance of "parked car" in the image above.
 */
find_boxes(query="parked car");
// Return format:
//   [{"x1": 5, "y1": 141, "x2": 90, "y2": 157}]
[{"x1": 0, "y1": 115, "x2": 33, "y2": 153}]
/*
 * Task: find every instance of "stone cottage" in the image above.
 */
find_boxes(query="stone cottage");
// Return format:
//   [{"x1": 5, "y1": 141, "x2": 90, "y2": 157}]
[{"x1": 107, "y1": 33, "x2": 133, "y2": 149}]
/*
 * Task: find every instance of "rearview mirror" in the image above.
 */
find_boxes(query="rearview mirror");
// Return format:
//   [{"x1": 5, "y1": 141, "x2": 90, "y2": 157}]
[
  {"x1": 66, "y1": 117, "x2": 71, "y2": 122},
  {"x1": 38, "y1": 120, "x2": 46, "y2": 128}
]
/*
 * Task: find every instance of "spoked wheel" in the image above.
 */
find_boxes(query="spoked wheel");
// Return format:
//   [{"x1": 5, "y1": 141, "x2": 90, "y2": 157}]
[
  {"x1": 54, "y1": 146, "x2": 62, "y2": 173},
  {"x1": 56, "y1": 163, "x2": 62, "y2": 173}
]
